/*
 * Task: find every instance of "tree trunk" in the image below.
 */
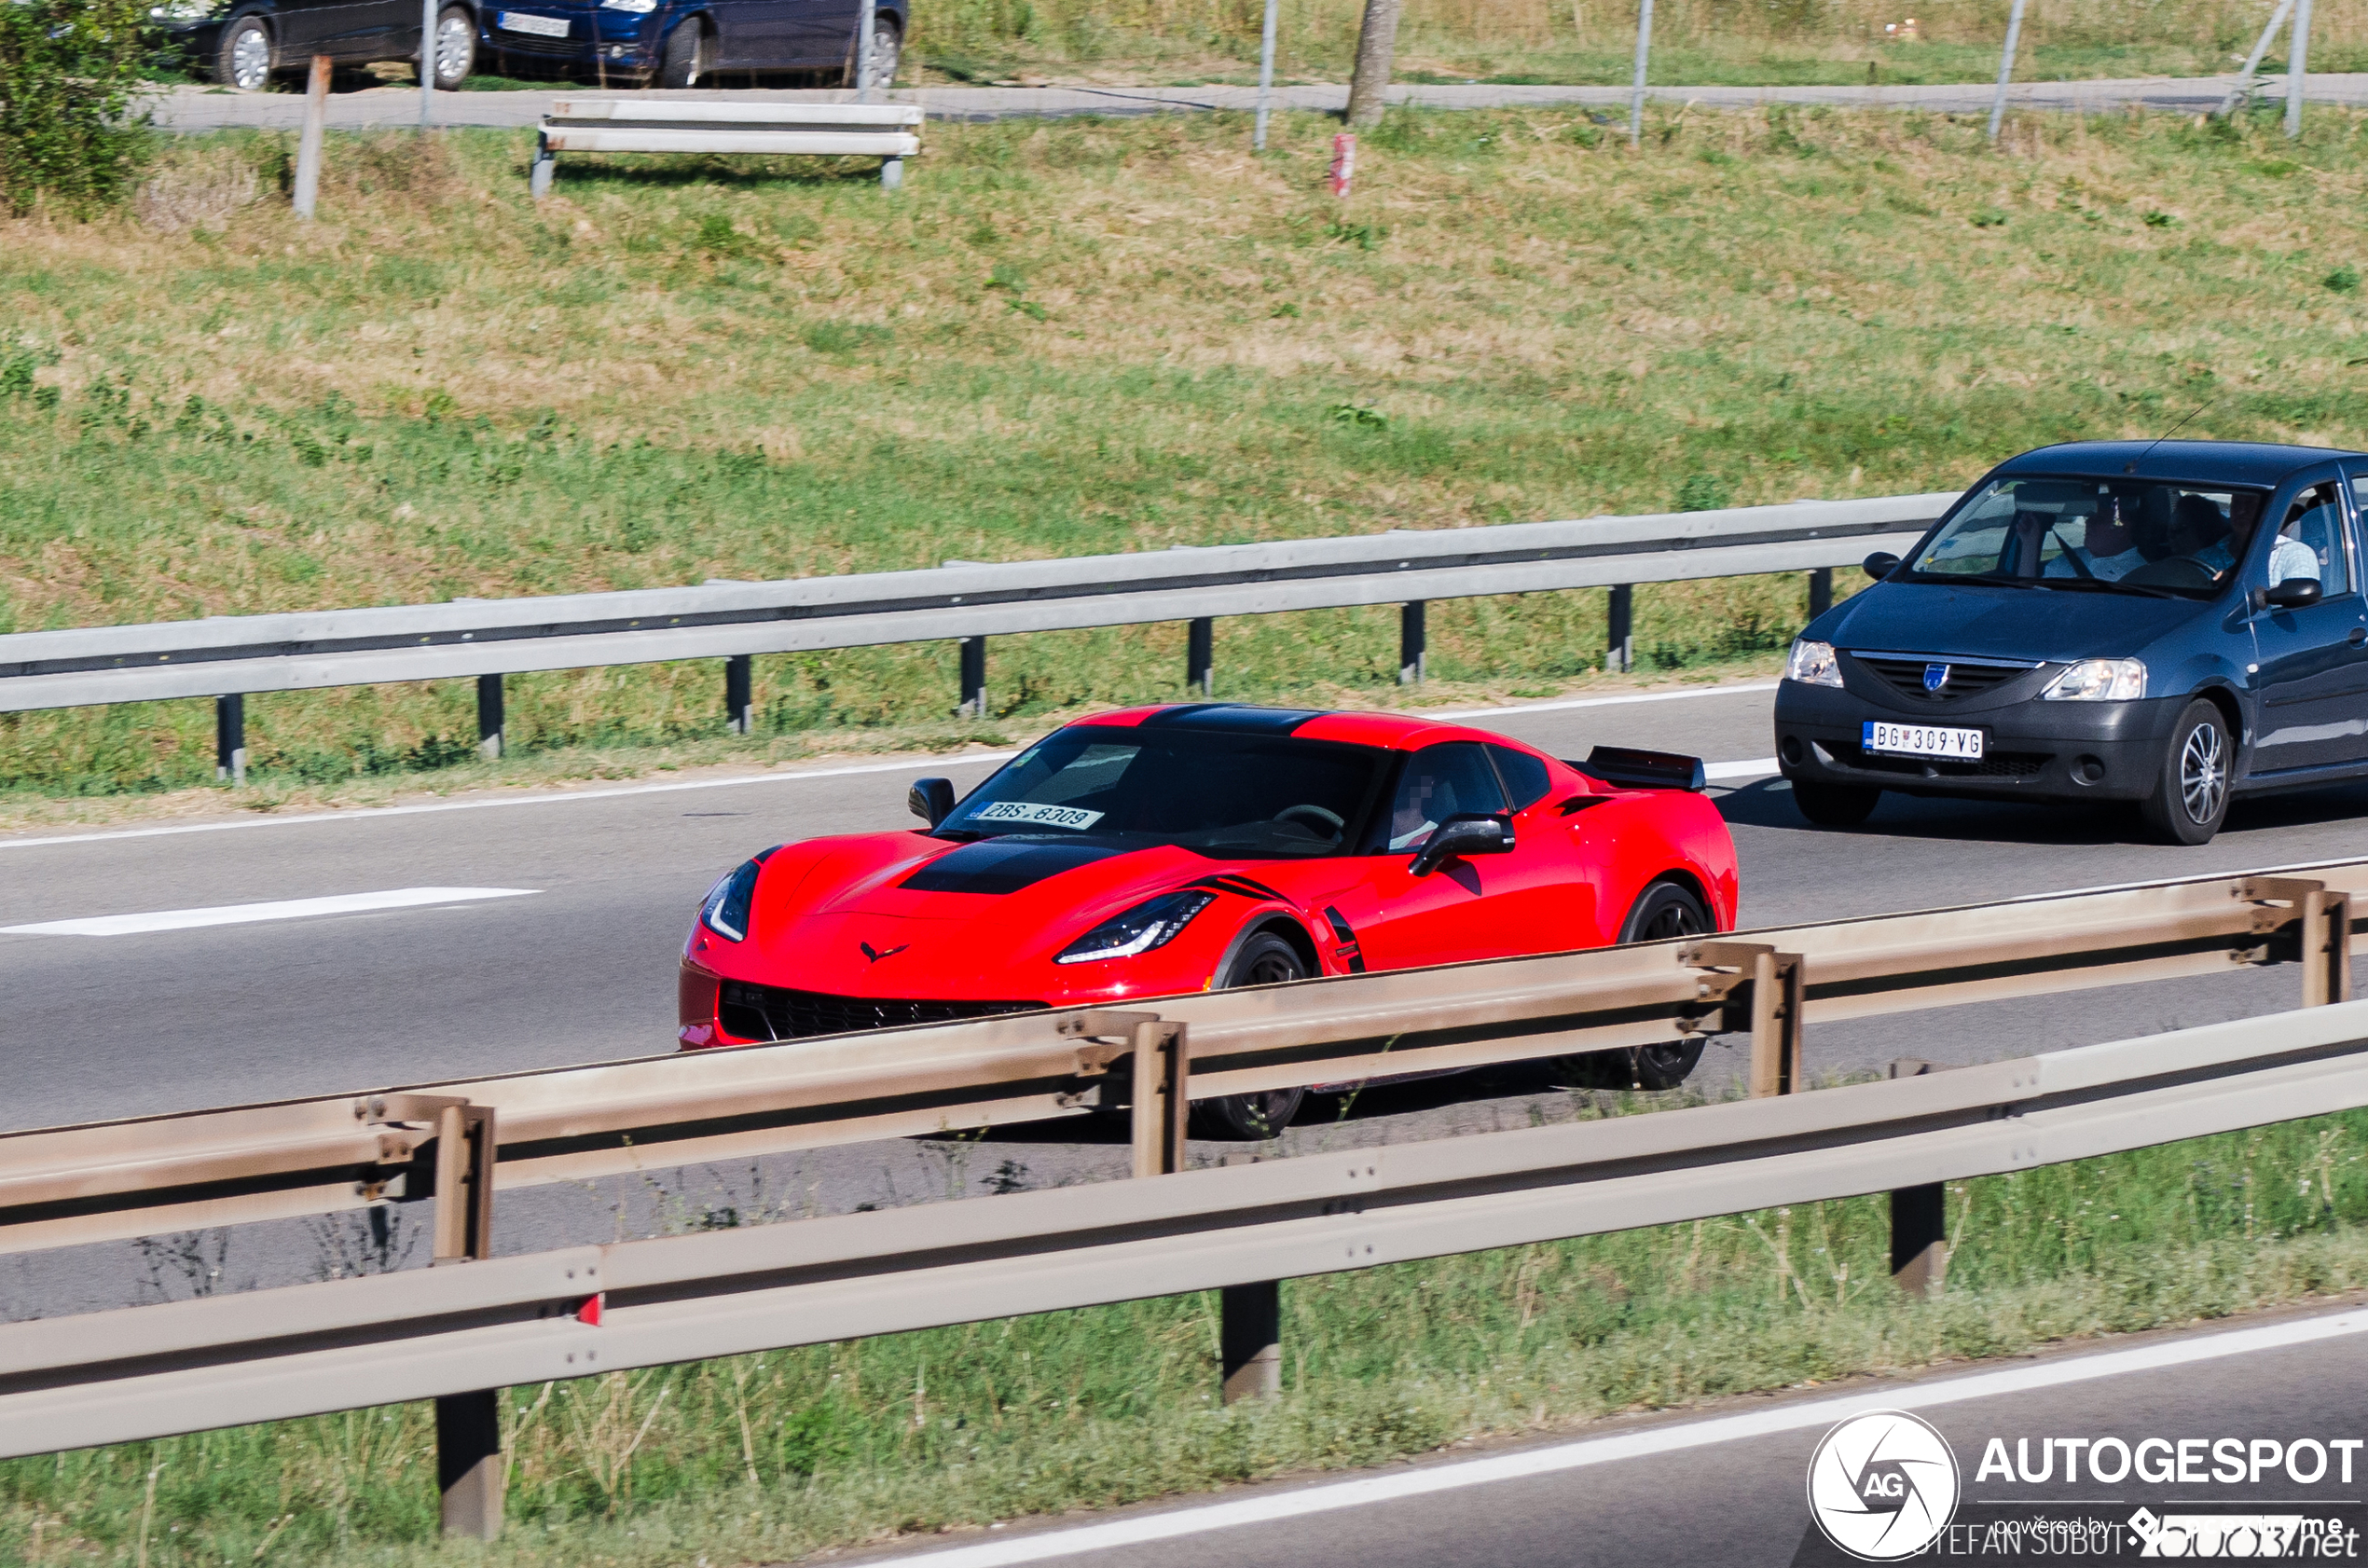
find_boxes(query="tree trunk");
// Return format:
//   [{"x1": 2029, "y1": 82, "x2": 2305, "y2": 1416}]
[{"x1": 1343, "y1": 0, "x2": 1405, "y2": 130}]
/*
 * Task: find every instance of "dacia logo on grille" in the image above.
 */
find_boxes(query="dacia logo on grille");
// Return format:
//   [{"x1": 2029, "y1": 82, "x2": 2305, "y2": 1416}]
[
  {"x1": 859, "y1": 941, "x2": 909, "y2": 963},
  {"x1": 1923, "y1": 663, "x2": 1950, "y2": 694}
]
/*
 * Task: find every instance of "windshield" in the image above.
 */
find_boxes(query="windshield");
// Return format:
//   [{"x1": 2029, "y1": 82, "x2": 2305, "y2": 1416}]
[
  {"x1": 1904, "y1": 475, "x2": 2267, "y2": 598},
  {"x1": 936, "y1": 725, "x2": 1392, "y2": 859}
]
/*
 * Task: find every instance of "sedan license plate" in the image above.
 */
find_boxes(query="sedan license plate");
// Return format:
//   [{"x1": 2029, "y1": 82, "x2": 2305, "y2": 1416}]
[
  {"x1": 1863, "y1": 721, "x2": 1985, "y2": 761},
  {"x1": 498, "y1": 10, "x2": 569, "y2": 35}
]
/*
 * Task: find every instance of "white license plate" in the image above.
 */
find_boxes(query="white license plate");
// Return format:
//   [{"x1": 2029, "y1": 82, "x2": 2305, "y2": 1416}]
[
  {"x1": 1864, "y1": 721, "x2": 1985, "y2": 760},
  {"x1": 498, "y1": 11, "x2": 569, "y2": 36}
]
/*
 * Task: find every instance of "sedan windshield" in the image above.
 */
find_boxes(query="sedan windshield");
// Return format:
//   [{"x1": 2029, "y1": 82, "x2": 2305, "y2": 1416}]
[
  {"x1": 1903, "y1": 475, "x2": 2267, "y2": 598},
  {"x1": 936, "y1": 725, "x2": 1391, "y2": 858}
]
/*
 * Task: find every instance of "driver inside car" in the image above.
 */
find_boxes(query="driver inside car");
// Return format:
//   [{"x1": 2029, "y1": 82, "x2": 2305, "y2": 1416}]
[{"x1": 2043, "y1": 498, "x2": 2148, "y2": 580}]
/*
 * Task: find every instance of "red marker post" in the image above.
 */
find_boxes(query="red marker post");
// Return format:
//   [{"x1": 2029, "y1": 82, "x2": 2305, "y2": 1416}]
[{"x1": 1329, "y1": 133, "x2": 1356, "y2": 198}]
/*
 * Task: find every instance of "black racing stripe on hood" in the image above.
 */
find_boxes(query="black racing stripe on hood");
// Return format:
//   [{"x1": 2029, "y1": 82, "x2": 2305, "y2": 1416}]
[
  {"x1": 900, "y1": 838, "x2": 1132, "y2": 895},
  {"x1": 1136, "y1": 704, "x2": 1324, "y2": 733}
]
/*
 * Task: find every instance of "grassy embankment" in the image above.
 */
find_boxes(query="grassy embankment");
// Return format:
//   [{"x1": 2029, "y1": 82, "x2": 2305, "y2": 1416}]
[
  {"x1": 902, "y1": 0, "x2": 2368, "y2": 89},
  {"x1": 5, "y1": 100, "x2": 2366, "y2": 824},
  {"x1": 7, "y1": 1101, "x2": 2368, "y2": 1565}
]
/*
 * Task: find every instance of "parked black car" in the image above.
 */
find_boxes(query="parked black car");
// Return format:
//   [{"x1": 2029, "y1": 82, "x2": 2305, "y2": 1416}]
[
  {"x1": 156, "y1": 0, "x2": 901, "y2": 89},
  {"x1": 1775, "y1": 440, "x2": 2368, "y2": 845}
]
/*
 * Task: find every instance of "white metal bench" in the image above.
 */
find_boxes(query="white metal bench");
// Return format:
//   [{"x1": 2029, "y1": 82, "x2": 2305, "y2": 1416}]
[{"x1": 530, "y1": 99, "x2": 923, "y2": 196}]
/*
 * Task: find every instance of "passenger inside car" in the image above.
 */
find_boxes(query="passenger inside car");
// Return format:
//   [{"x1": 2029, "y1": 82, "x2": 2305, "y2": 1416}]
[{"x1": 2272, "y1": 484, "x2": 2345, "y2": 585}]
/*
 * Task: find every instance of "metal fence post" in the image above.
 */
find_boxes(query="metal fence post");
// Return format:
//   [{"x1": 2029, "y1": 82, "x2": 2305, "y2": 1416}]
[
  {"x1": 293, "y1": 55, "x2": 331, "y2": 219},
  {"x1": 1606, "y1": 584, "x2": 1633, "y2": 673},
  {"x1": 1890, "y1": 1183, "x2": 1948, "y2": 1299},
  {"x1": 1128, "y1": 1020, "x2": 1188, "y2": 1179},
  {"x1": 420, "y1": 0, "x2": 435, "y2": 124},
  {"x1": 2286, "y1": 0, "x2": 2314, "y2": 138},
  {"x1": 1807, "y1": 567, "x2": 1832, "y2": 624},
  {"x1": 475, "y1": 674, "x2": 503, "y2": 762},
  {"x1": 430, "y1": 1104, "x2": 503, "y2": 1535},
  {"x1": 1253, "y1": 0, "x2": 1280, "y2": 151},
  {"x1": 1220, "y1": 1281, "x2": 1282, "y2": 1403},
  {"x1": 725, "y1": 654, "x2": 753, "y2": 735},
  {"x1": 957, "y1": 637, "x2": 987, "y2": 719},
  {"x1": 1398, "y1": 601, "x2": 1425, "y2": 685},
  {"x1": 854, "y1": 0, "x2": 876, "y2": 101},
  {"x1": 1627, "y1": 0, "x2": 1652, "y2": 148},
  {"x1": 214, "y1": 695, "x2": 247, "y2": 785},
  {"x1": 2219, "y1": 0, "x2": 2293, "y2": 117},
  {"x1": 1187, "y1": 618, "x2": 1215, "y2": 697},
  {"x1": 1986, "y1": 0, "x2": 2025, "y2": 143}
]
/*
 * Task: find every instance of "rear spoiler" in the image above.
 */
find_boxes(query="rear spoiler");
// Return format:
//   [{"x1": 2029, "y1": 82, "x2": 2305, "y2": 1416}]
[{"x1": 1567, "y1": 746, "x2": 1707, "y2": 793}]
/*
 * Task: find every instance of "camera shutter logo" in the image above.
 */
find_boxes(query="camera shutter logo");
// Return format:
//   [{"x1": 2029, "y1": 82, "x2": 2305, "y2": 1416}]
[{"x1": 1806, "y1": 1410, "x2": 1961, "y2": 1561}]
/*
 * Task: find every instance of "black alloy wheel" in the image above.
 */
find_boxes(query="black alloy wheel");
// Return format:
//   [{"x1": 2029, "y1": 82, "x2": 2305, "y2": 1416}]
[
  {"x1": 1792, "y1": 778, "x2": 1881, "y2": 828},
  {"x1": 2140, "y1": 697, "x2": 2232, "y2": 846},
  {"x1": 1563, "y1": 880, "x2": 1711, "y2": 1091},
  {"x1": 1192, "y1": 931, "x2": 1308, "y2": 1140}
]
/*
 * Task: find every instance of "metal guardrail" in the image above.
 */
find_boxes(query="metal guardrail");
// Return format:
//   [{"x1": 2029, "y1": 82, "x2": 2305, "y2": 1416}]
[
  {"x1": 0, "y1": 491, "x2": 1955, "y2": 775},
  {"x1": 2, "y1": 855, "x2": 2356, "y2": 1256}
]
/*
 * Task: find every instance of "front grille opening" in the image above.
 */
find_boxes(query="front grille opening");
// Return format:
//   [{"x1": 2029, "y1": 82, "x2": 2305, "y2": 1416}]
[
  {"x1": 1852, "y1": 654, "x2": 2032, "y2": 705},
  {"x1": 1834, "y1": 743, "x2": 2050, "y2": 779},
  {"x1": 719, "y1": 980, "x2": 1045, "y2": 1041}
]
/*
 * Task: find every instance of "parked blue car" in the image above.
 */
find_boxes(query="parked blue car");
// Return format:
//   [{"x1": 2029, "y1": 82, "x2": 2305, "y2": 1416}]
[
  {"x1": 1775, "y1": 440, "x2": 2368, "y2": 845},
  {"x1": 160, "y1": 0, "x2": 901, "y2": 90}
]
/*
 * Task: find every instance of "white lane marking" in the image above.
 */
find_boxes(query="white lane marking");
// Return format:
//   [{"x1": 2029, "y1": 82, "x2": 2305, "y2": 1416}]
[
  {"x1": 1705, "y1": 757, "x2": 1779, "y2": 782},
  {"x1": 0, "y1": 679, "x2": 1783, "y2": 855},
  {"x1": 859, "y1": 1306, "x2": 2368, "y2": 1568},
  {"x1": 0, "y1": 887, "x2": 538, "y2": 937}
]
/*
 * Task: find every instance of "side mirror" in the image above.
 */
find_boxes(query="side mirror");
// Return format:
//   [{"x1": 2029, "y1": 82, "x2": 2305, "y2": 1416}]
[
  {"x1": 908, "y1": 777, "x2": 956, "y2": 827},
  {"x1": 1411, "y1": 813, "x2": 1513, "y2": 877},
  {"x1": 2265, "y1": 577, "x2": 2324, "y2": 610},
  {"x1": 1863, "y1": 552, "x2": 1900, "y2": 582}
]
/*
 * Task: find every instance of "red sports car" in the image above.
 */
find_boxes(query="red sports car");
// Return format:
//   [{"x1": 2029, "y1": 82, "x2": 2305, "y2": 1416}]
[{"x1": 678, "y1": 703, "x2": 1740, "y2": 1136}]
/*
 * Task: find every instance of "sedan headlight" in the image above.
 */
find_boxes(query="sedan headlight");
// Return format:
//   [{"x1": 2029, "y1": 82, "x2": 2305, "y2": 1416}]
[
  {"x1": 1784, "y1": 639, "x2": 1843, "y2": 689},
  {"x1": 1055, "y1": 890, "x2": 1216, "y2": 965},
  {"x1": 2043, "y1": 658, "x2": 2146, "y2": 702},
  {"x1": 599, "y1": 0, "x2": 658, "y2": 13},
  {"x1": 148, "y1": 0, "x2": 219, "y2": 20},
  {"x1": 699, "y1": 858, "x2": 764, "y2": 942}
]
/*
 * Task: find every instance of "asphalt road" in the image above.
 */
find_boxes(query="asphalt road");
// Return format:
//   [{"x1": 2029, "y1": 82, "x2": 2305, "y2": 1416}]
[
  {"x1": 146, "y1": 72, "x2": 2368, "y2": 134},
  {"x1": 9, "y1": 681, "x2": 2368, "y2": 1315},
  {"x1": 841, "y1": 1298, "x2": 2368, "y2": 1568}
]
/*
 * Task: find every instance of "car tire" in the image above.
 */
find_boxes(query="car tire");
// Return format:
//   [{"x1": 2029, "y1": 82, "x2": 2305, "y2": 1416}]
[
  {"x1": 1191, "y1": 931, "x2": 1308, "y2": 1140},
  {"x1": 658, "y1": 21, "x2": 705, "y2": 88},
  {"x1": 2139, "y1": 697, "x2": 2233, "y2": 846},
  {"x1": 214, "y1": 14, "x2": 274, "y2": 90},
  {"x1": 1561, "y1": 880, "x2": 1711, "y2": 1091},
  {"x1": 431, "y1": 5, "x2": 476, "y2": 89},
  {"x1": 849, "y1": 14, "x2": 900, "y2": 86},
  {"x1": 1792, "y1": 778, "x2": 1880, "y2": 828}
]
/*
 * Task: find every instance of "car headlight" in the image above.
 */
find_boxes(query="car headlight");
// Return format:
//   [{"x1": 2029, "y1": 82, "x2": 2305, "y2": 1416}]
[
  {"x1": 699, "y1": 858, "x2": 764, "y2": 942},
  {"x1": 2042, "y1": 658, "x2": 2146, "y2": 702},
  {"x1": 1055, "y1": 890, "x2": 1217, "y2": 965},
  {"x1": 148, "y1": 0, "x2": 218, "y2": 20},
  {"x1": 599, "y1": 0, "x2": 658, "y2": 13},
  {"x1": 1784, "y1": 639, "x2": 1843, "y2": 689}
]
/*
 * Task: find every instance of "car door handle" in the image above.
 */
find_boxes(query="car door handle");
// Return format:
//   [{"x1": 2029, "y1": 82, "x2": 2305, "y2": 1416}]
[{"x1": 2350, "y1": 626, "x2": 2366, "y2": 646}]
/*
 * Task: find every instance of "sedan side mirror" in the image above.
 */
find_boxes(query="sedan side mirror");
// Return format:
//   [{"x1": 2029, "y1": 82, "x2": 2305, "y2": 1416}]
[
  {"x1": 908, "y1": 777, "x2": 956, "y2": 827},
  {"x1": 1411, "y1": 813, "x2": 1514, "y2": 877},
  {"x1": 1863, "y1": 552, "x2": 1900, "y2": 582},
  {"x1": 2265, "y1": 577, "x2": 2325, "y2": 610}
]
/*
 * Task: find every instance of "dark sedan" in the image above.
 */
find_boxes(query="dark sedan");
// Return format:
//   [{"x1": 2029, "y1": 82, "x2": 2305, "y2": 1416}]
[{"x1": 1775, "y1": 440, "x2": 2368, "y2": 845}]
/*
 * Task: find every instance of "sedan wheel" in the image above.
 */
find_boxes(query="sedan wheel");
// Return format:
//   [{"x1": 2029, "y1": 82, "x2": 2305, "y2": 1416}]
[
  {"x1": 1191, "y1": 932, "x2": 1307, "y2": 1140},
  {"x1": 1563, "y1": 880, "x2": 1710, "y2": 1091},
  {"x1": 858, "y1": 18, "x2": 900, "y2": 86},
  {"x1": 433, "y1": 7, "x2": 475, "y2": 88},
  {"x1": 217, "y1": 15, "x2": 273, "y2": 90},
  {"x1": 2140, "y1": 698, "x2": 2232, "y2": 846}
]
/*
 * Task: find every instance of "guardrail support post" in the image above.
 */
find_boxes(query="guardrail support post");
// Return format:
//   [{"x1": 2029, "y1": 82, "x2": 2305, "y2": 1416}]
[
  {"x1": 428, "y1": 1103, "x2": 503, "y2": 1535},
  {"x1": 214, "y1": 695, "x2": 246, "y2": 785},
  {"x1": 957, "y1": 637, "x2": 987, "y2": 720},
  {"x1": 475, "y1": 674, "x2": 503, "y2": 762},
  {"x1": 1187, "y1": 618, "x2": 1215, "y2": 697},
  {"x1": 293, "y1": 55, "x2": 330, "y2": 219},
  {"x1": 1747, "y1": 950, "x2": 1805, "y2": 1096},
  {"x1": 1890, "y1": 1182, "x2": 1948, "y2": 1300},
  {"x1": 1808, "y1": 567, "x2": 1832, "y2": 623},
  {"x1": 1220, "y1": 1281, "x2": 1282, "y2": 1403},
  {"x1": 529, "y1": 132, "x2": 555, "y2": 199},
  {"x1": 725, "y1": 654, "x2": 753, "y2": 735},
  {"x1": 1129, "y1": 1020, "x2": 1188, "y2": 1179},
  {"x1": 2305, "y1": 889, "x2": 2352, "y2": 1007},
  {"x1": 1607, "y1": 585, "x2": 1633, "y2": 674},
  {"x1": 1398, "y1": 601, "x2": 1425, "y2": 685}
]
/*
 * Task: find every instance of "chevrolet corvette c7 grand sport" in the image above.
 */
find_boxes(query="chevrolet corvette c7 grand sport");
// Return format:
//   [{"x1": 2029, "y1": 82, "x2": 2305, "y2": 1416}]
[{"x1": 678, "y1": 703, "x2": 1739, "y2": 1138}]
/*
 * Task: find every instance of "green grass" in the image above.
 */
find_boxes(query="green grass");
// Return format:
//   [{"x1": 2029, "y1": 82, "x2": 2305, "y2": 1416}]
[
  {"x1": 9, "y1": 1101, "x2": 2368, "y2": 1566},
  {"x1": 8, "y1": 99, "x2": 2368, "y2": 810}
]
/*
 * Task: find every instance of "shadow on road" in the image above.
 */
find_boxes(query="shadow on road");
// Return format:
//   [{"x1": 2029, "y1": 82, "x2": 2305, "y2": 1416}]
[{"x1": 1715, "y1": 775, "x2": 2368, "y2": 848}]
